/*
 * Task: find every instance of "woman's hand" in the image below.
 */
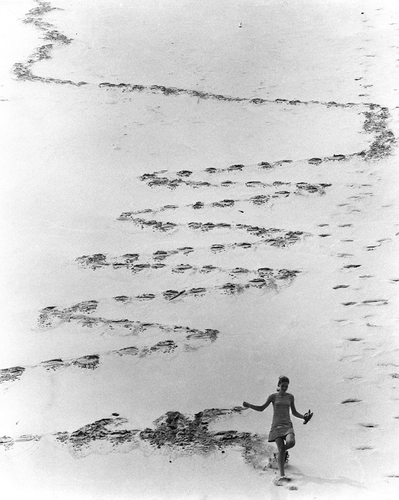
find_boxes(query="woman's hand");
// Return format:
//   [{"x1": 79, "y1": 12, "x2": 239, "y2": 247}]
[{"x1": 303, "y1": 410, "x2": 313, "y2": 424}]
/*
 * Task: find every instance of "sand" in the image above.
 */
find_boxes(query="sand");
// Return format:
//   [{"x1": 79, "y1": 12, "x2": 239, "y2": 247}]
[{"x1": 1, "y1": 0, "x2": 399, "y2": 499}]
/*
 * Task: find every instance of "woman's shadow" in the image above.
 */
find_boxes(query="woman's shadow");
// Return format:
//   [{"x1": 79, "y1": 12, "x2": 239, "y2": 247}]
[{"x1": 286, "y1": 463, "x2": 365, "y2": 490}]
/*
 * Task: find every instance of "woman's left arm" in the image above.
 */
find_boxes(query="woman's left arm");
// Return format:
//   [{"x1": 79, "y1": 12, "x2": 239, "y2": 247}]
[{"x1": 290, "y1": 395, "x2": 305, "y2": 420}]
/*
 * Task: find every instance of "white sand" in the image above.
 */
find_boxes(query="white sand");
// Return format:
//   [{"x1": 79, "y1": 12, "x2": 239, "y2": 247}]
[{"x1": 1, "y1": 0, "x2": 399, "y2": 499}]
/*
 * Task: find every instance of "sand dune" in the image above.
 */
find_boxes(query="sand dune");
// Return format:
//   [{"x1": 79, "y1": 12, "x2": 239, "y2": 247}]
[{"x1": 1, "y1": 0, "x2": 399, "y2": 499}]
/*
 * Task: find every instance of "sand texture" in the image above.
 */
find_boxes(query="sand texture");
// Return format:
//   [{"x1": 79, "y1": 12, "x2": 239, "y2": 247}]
[{"x1": 1, "y1": 0, "x2": 399, "y2": 499}]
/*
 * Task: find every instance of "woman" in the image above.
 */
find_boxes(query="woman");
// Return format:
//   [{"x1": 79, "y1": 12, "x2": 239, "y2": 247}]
[{"x1": 243, "y1": 376, "x2": 312, "y2": 484}]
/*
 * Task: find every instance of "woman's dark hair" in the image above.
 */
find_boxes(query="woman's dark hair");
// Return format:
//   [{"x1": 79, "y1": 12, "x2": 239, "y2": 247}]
[{"x1": 277, "y1": 376, "x2": 290, "y2": 387}]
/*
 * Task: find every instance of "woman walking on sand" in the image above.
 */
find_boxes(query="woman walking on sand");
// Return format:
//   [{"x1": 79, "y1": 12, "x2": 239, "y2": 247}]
[{"x1": 243, "y1": 376, "x2": 313, "y2": 485}]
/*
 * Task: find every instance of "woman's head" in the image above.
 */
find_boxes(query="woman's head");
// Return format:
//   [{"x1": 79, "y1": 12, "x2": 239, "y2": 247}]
[{"x1": 277, "y1": 376, "x2": 290, "y2": 392}]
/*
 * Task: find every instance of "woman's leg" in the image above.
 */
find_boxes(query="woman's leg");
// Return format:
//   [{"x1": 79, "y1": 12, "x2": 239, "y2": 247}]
[
  {"x1": 285, "y1": 433, "x2": 296, "y2": 450},
  {"x1": 275, "y1": 437, "x2": 286, "y2": 477}
]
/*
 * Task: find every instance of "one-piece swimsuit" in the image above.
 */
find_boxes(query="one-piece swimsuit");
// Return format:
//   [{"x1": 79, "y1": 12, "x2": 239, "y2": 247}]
[{"x1": 268, "y1": 392, "x2": 295, "y2": 442}]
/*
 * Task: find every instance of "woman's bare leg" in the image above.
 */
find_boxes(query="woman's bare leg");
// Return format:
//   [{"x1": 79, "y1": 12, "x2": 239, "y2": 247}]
[
  {"x1": 275, "y1": 437, "x2": 286, "y2": 477},
  {"x1": 285, "y1": 433, "x2": 295, "y2": 450}
]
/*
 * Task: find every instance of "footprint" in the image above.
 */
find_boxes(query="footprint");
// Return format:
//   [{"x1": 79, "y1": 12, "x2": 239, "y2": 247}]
[
  {"x1": 219, "y1": 283, "x2": 247, "y2": 294},
  {"x1": 211, "y1": 244, "x2": 225, "y2": 252},
  {"x1": 230, "y1": 267, "x2": 250, "y2": 275},
  {"x1": 212, "y1": 199, "x2": 235, "y2": 208},
  {"x1": 308, "y1": 157, "x2": 323, "y2": 165},
  {"x1": 72, "y1": 355, "x2": 100, "y2": 370},
  {"x1": 136, "y1": 293, "x2": 156, "y2": 301},
  {"x1": 235, "y1": 242, "x2": 252, "y2": 248},
  {"x1": 14, "y1": 434, "x2": 41, "y2": 443},
  {"x1": 360, "y1": 299, "x2": 388, "y2": 306},
  {"x1": 0, "y1": 366, "x2": 25, "y2": 384},
  {"x1": 185, "y1": 288, "x2": 207, "y2": 297},
  {"x1": 330, "y1": 154, "x2": 346, "y2": 161},
  {"x1": 153, "y1": 250, "x2": 178, "y2": 260},
  {"x1": 172, "y1": 264, "x2": 193, "y2": 273},
  {"x1": 163, "y1": 290, "x2": 186, "y2": 300},
  {"x1": 227, "y1": 164, "x2": 245, "y2": 171},
  {"x1": 76, "y1": 253, "x2": 109, "y2": 268},
  {"x1": 0, "y1": 437, "x2": 14, "y2": 450}
]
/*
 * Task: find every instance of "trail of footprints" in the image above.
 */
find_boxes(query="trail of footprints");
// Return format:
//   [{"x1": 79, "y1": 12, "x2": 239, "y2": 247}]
[
  {"x1": 140, "y1": 168, "x2": 334, "y2": 191},
  {"x1": 76, "y1": 254, "x2": 301, "y2": 281},
  {"x1": 117, "y1": 217, "x2": 308, "y2": 243},
  {"x1": 1, "y1": 262, "x2": 299, "y2": 386},
  {"x1": 0, "y1": 322, "x2": 220, "y2": 386},
  {"x1": 120, "y1": 183, "x2": 331, "y2": 215},
  {"x1": 332, "y1": 187, "x2": 396, "y2": 455}
]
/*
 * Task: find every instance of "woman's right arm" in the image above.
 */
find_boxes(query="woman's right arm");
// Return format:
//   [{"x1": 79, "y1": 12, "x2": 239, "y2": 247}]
[{"x1": 243, "y1": 394, "x2": 274, "y2": 411}]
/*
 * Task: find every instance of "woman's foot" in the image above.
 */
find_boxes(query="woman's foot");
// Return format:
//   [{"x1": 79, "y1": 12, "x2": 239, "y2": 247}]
[{"x1": 273, "y1": 476, "x2": 292, "y2": 486}]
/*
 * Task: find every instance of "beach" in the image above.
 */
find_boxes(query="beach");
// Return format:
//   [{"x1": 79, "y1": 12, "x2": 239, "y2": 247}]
[{"x1": 1, "y1": 0, "x2": 399, "y2": 498}]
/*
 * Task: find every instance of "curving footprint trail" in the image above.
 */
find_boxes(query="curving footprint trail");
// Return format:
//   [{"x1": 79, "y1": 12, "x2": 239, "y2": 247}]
[{"x1": 13, "y1": 2, "x2": 395, "y2": 162}]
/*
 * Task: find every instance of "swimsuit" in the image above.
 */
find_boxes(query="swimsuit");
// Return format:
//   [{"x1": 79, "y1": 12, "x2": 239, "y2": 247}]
[{"x1": 268, "y1": 392, "x2": 295, "y2": 442}]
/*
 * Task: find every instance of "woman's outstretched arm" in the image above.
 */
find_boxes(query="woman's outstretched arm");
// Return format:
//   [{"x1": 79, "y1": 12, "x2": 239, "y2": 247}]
[
  {"x1": 290, "y1": 395, "x2": 305, "y2": 419},
  {"x1": 243, "y1": 394, "x2": 274, "y2": 412}
]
